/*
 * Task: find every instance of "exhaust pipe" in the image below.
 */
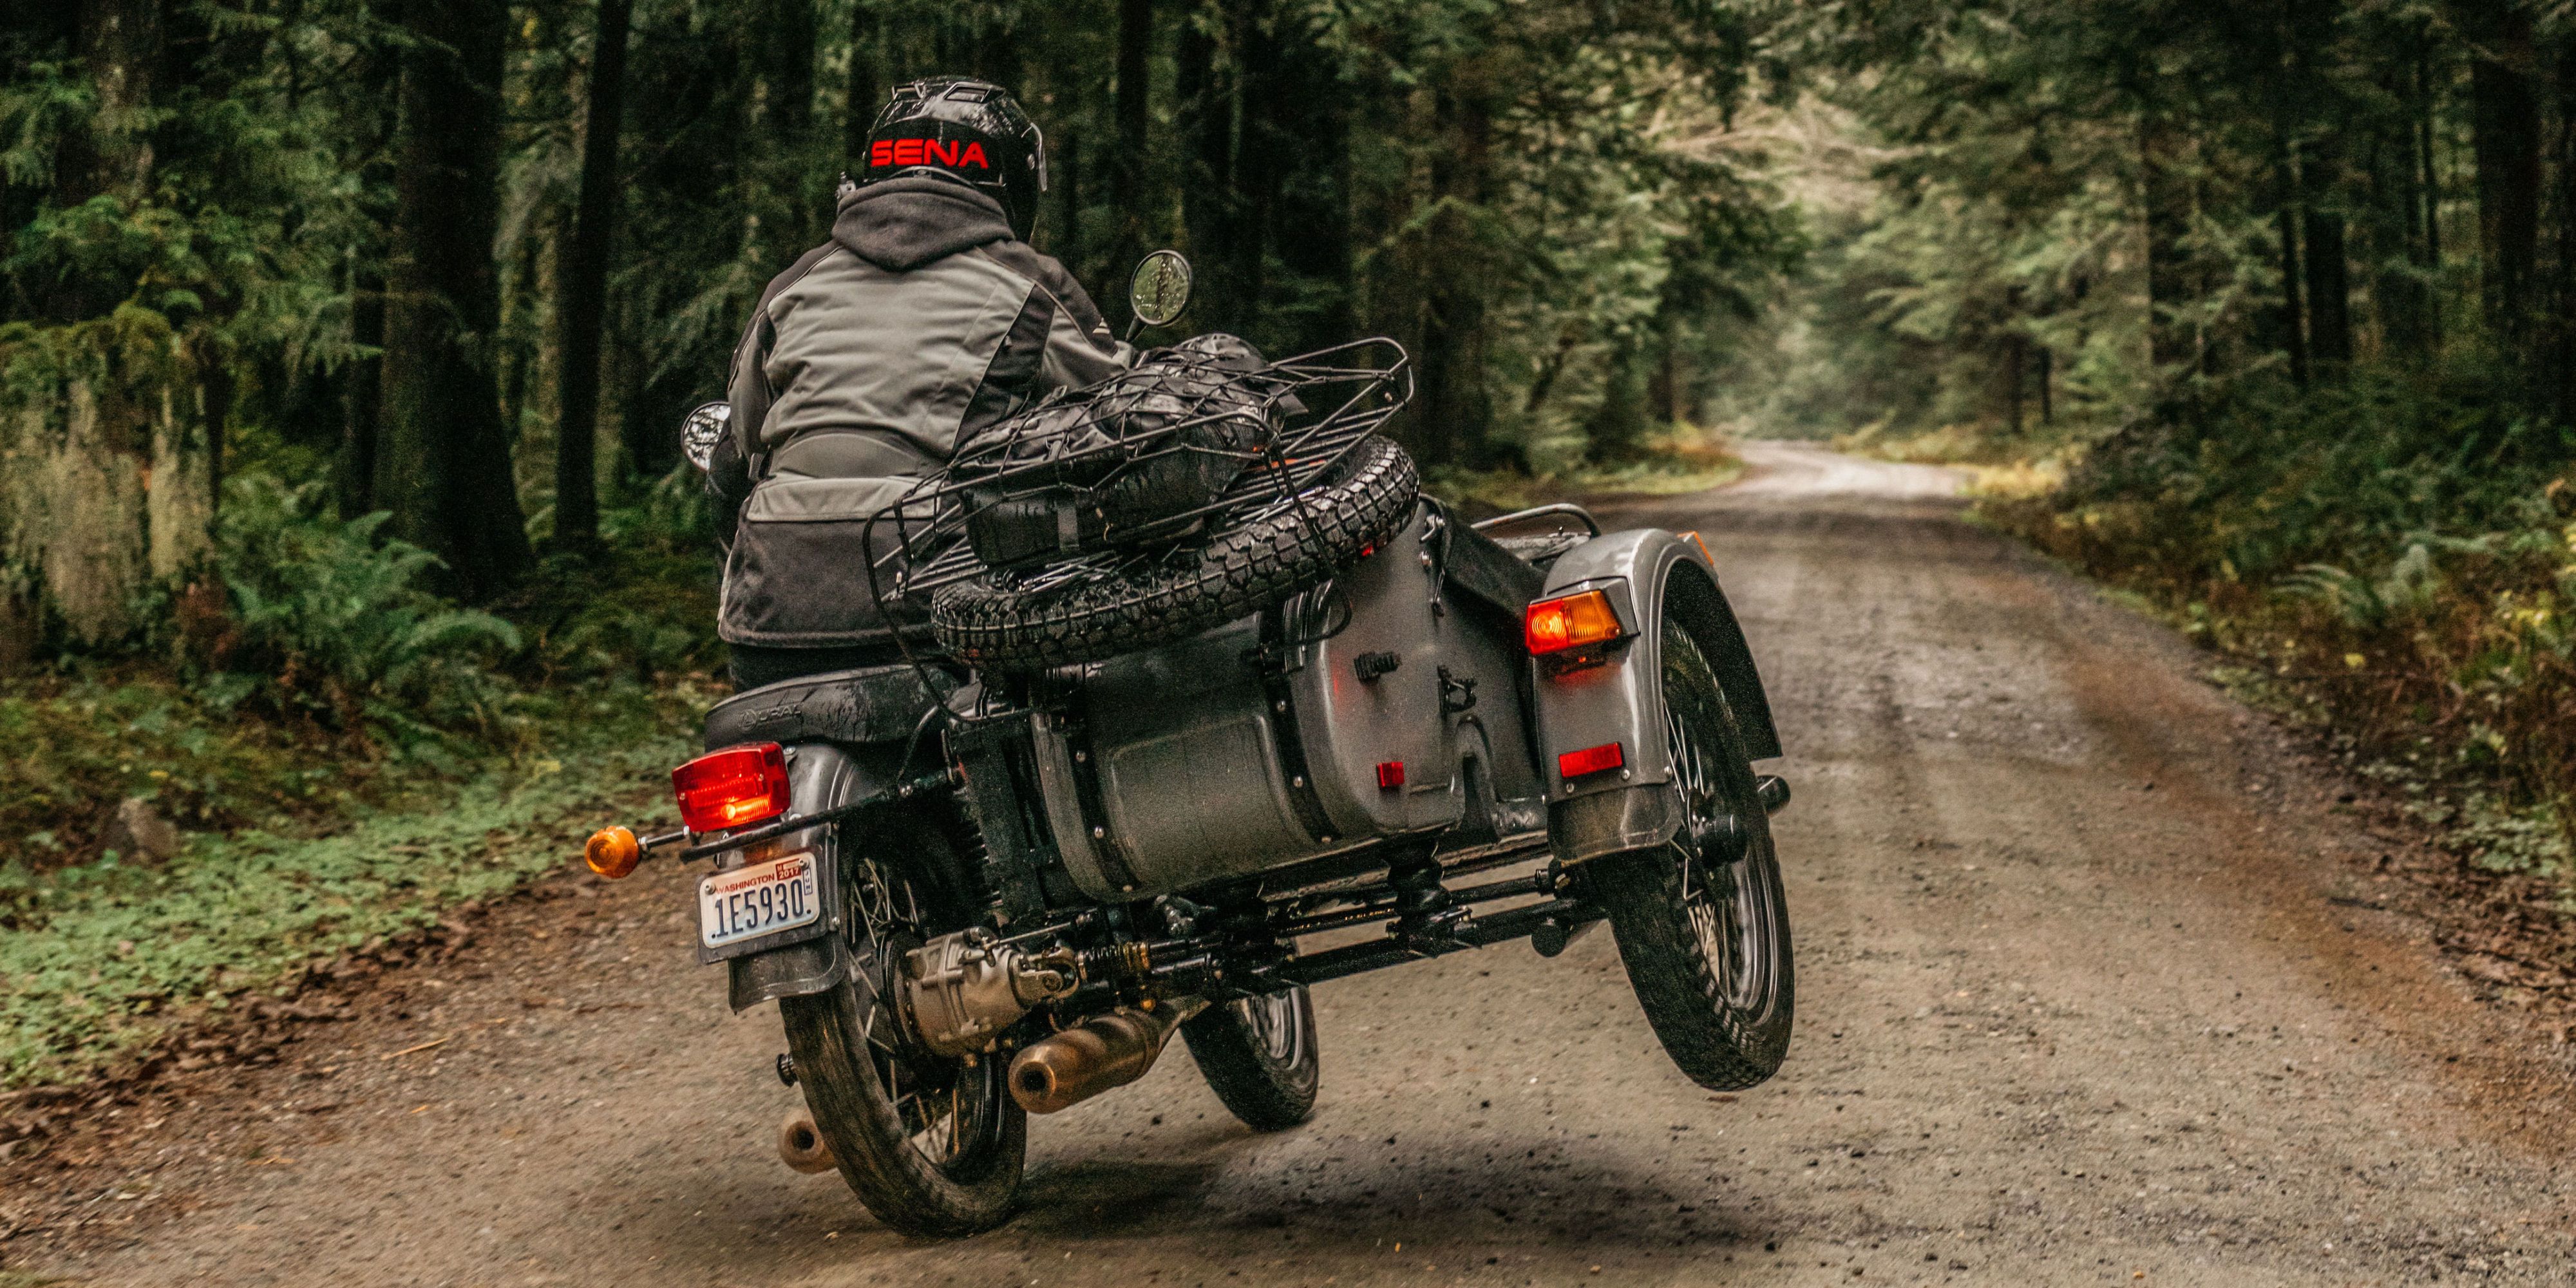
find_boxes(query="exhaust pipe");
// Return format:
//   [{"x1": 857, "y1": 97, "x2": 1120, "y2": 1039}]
[
  {"x1": 1756, "y1": 773, "x2": 1790, "y2": 815},
  {"x1": 1008, "y1": 1006, "x2": 1184, "y2": 1114},
  {"x1": 778, "y1": 1108, "x2": 835, "y2": 1174}
]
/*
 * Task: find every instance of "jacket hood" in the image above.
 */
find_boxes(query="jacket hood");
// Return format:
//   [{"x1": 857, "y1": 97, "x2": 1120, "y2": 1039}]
[{"x1": 832, "y1": 174, "x2": 1016, "y2": 272}]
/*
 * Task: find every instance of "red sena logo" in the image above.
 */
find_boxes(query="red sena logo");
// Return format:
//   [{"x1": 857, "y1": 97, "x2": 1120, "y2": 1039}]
[{"x1": 871, "y1": 137, "x2": 991, "y2": 169}]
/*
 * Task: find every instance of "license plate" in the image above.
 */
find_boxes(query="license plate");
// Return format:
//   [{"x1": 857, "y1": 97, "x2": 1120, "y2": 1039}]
[{"x1": 698, "y1": 851, "x2": 821, "y2": 949}]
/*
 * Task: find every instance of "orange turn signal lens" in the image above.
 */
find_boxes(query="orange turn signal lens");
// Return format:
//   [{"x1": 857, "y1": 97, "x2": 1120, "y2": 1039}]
[
  {"x1": 672, "y1": 743, "x2": 791, "y2": 833},
  {"x1": 1524, "y1": 589, "x2": 1625, "y2": 656},
  {"x1": 585, "y1": 826, "x2": 643, "y2": 879}
]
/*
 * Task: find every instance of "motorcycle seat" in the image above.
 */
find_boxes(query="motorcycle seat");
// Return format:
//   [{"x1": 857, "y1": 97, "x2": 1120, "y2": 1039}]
[{"x1": 701, "y1": 665, "x2": 954, "y2": 752}]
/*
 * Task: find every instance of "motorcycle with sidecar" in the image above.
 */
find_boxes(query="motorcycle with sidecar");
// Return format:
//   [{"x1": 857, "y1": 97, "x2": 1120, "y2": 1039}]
[{"x1": 582, "y1": 251, "x2": 1795, "y2": 1236}]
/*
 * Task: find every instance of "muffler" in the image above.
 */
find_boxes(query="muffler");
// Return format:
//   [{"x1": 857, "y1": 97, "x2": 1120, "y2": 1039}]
[
  {"x1": 1007, "y1": 1005, "x2": 1188, "y2": 1114},
  {"x1": 778, "y1": 1108, "x2": 835, "y2": 1174}
]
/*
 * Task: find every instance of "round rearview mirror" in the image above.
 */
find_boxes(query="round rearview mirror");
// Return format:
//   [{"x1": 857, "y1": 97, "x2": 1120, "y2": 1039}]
[
  {"x1": 681, "y1": 401, "x2": 731, "y2": 473},
  {"x1": 1128, "y1": 250, "x2": 1193, "y2": 329}
]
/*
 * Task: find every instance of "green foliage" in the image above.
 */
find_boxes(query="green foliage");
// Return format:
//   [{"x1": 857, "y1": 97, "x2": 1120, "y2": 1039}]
[
  {"x1": 211, "y1": 477, "x2": 523, "y2": 735},
  {"x1": 0, "y1": 728, "x2": 691, "y2": 1090},
  {"x1": 0, "y1": 669, "x2": 381, "y2": 880}
]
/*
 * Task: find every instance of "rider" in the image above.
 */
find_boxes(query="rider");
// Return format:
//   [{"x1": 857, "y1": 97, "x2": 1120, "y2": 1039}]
[{"x1": 710, "y1": 78, "x2": 1130, "y2": 690}]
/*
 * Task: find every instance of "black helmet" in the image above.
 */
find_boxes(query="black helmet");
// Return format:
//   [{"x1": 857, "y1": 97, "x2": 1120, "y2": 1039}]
[{"x1": 858, "y1": 77, "x2": 1047, "y2": 239}]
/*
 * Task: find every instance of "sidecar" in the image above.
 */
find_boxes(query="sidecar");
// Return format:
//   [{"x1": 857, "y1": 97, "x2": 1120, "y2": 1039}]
[
  {"x1": 895, "y1": 335, "x2": 1798, "y2": 1088},
  {"x1": 1004, "y1": 497, "x2": 1783, "y2": 933}
]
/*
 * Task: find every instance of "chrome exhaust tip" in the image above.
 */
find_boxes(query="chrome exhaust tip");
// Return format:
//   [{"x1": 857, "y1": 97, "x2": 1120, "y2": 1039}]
[{"x1": 778, "y1": 1108, "x2": 835, "y2": 1173}]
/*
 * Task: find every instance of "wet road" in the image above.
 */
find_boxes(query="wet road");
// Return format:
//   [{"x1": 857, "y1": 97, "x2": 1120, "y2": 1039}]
[{"x1": 19, "y1": 441, "x2": 2575, "y2": 1287}]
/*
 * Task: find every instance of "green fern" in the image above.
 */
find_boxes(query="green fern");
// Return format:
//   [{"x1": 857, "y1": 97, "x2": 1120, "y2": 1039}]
[{"x1": 212, "y1": 477, "x2": 522, "y2": 736}]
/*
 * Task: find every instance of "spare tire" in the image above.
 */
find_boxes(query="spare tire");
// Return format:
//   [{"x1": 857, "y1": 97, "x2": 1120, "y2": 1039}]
[{"x1": 931, "y1": 436, "x2": 1419, "y2": 670}]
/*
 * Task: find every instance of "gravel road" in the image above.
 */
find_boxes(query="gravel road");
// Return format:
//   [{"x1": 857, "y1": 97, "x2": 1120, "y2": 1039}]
[{"x1": 12, "y1": 441, "x2": 2573, "y2": 1287}]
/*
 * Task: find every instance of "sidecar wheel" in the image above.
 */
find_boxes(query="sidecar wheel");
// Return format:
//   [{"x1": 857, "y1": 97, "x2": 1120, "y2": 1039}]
[
  {"x1": 779, "y1": 807, "x2": 1025, "y2": 1236},
  {"x1": 1586, "y1": 618, "x2": 1794, "y2": 1091},
  {"x1": 1181, "y1": 985, "x2": 1320, "y2": 1131}
]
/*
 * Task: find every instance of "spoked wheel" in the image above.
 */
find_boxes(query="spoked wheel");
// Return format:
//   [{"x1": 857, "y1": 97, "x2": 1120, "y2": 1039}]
[
  {"x1": 778, "y1": 808, "x2": 1025, "y2": 1236},
  {"x1": 1586, "y1": 618, "x2": 1794, "y2": 1090},
  {"x1": 1180, "y1": 985, "x2": 1320, "y2": 1131}
]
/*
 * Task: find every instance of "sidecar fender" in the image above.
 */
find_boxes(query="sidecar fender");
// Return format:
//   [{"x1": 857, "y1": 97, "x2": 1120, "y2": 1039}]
[{"x1": 1533, "y1": 527, "x2": 1780, "y2": 866}]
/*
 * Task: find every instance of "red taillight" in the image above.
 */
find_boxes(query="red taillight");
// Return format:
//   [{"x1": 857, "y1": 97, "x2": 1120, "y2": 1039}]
[
  {"x1": 1557, "y1": 741, "x2": 1625, "y2": 780},
  {"x1": 1524, "y1": 589, "x2": 1625, "y2": 656},
  {"x1": 673, "y1": 743, "x2": 790, "y2": 833},
  {"x1": 1376, "y1": 760, "x2": 1406, "y2": 790}
]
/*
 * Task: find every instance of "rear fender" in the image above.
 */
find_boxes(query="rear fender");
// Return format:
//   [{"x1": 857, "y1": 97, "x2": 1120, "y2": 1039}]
[
  {"x1": 721, "y1": 742, "x2": 879, "y2": 1012},
  {"x1": 1534, "y1": 529, "x2": 1779, "y2": 865}
]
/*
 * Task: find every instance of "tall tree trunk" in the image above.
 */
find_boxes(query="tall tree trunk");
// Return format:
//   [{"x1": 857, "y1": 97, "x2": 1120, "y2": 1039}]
[
  {"x1": 2552, "y1": 33, "x2": 2576, "y2": 422},
  {"x1": 2038, "y1": 345, "x2": 2055, "y2": 424},
  {"x1": 58, "y1": 0, "x2": 160, "y2": 201},
  {"x1": 2288, "y1": 0, "x2": 2353, "y2": 374},
  {"x1": 760, "y1": 0, "x2": 819, "y2": 248},
  {"x1": 2416, "y1": 41, "x2": 2445, "y2": 348},
  {"x1": 1110, "y1": 0, "x2": 1152, "y2": 308},
  {"x1": 2004, "y1": 334, "x2": 2025, "y2": 434},
  {"x1": 1416, "y1": 59, "x2": 1501, "y2": 468},
  {"x1": 1231, "y1": 2, "x2": 1280, "y2": 337},
  {"x1": 2274, "y1": 196, "x2": 2310, "y2": 386},
  {"x1": 378, "y1": 0, "x2": 531, "y2": 600},
  {"x1": 1651, "y1": 317, "x2": 1681, "y2": 427},
  {"x1": 340, "y1": 252, "x2": 384, "y2": 516},
  {"x1": 844, "y1": 1, "x2": 878, "y2": 171},
  {"x1": 554, "y1": 0, "x2": 632, "y2": 553},
  {"x1": 336, "y1": 0, "x2": 401, "y2": 519},
  {"x1": 46, "y1": 0, "x2": 162, "y2": 321},
  {"x1": 1272, "y1": 19, "x2": 1353, "y2": 353},
  {"x1": 2139, "y1": 111, "x2": 2198, "y2": 394},
  {"x1": 1056, "y1": 118, "x2": 1083, "y2": 276},
  {"x1": 2301, "y1": 181, "x2": 2354, "y2": 370},
  {"x1": 1177, "y1": 5, "x2": 1233, "y2": 330},
  {"x1": 2459, "y1": 1, "x2": 2543, "y2": 347},
  {"x1": 973, "y1": 7, "x2": 1019, "y2": 87},
  {"x1": 2367, "y1": 72, "x2": 2432, "y2": 363}
]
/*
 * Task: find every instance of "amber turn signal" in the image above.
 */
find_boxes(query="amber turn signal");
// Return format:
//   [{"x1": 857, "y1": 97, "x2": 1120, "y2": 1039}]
[
  {"x1": 1524, "y1": 589, "x2": 1625, "y2": 656},
  {"x1": 585, "y1": 826, "x2": 643, "y2": 880}
]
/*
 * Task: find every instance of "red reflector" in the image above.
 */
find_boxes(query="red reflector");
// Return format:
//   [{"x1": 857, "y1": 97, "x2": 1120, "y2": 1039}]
[
  {"x1": 1376, "y1": 760, "x2": 1406, "y2": 790},
  {"x1": 1524, "y1": 589, "x2": 1624, "y2": 656},
  {"x1": 673, "y1": 743, "x2": 790, "y2": 833},
  {"x1": 1557, "y1": 741, "x2": 1625, "y2": 780}
]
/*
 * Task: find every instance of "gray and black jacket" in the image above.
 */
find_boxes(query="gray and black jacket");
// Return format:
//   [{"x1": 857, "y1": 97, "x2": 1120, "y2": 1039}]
[{"x1": 714, "y1": 174, "x2": 1130, "y2": 647}]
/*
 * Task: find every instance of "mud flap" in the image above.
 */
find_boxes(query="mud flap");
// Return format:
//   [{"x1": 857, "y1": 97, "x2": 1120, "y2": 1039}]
[
  {"x1": 728, "y1": 930, "x2": 849, "y2": 1012},
  {"x1": 1548, "y1": 782, "x2": 1685, "y2": 866}
]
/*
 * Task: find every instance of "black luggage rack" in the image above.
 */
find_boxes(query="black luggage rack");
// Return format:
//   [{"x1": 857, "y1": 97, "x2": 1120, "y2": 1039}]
[{"x1": 867, "y1": 339, "x2": 1413, "y2": 610}]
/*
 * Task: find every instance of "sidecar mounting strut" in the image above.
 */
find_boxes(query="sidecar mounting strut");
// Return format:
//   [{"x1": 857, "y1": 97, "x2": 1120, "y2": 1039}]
[{"x1": 1277, "y1": 897, "x2": 1606, "y2": 985}]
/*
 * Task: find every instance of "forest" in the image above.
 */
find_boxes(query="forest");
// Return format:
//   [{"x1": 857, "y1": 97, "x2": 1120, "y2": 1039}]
[{"x1": 3, "y1": 0, "x2": 2575, "y2": 1084}]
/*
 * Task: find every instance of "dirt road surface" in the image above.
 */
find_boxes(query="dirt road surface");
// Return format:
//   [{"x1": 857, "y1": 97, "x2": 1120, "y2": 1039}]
[{"x1": 11, "y1": 441, "x2": 2573, "y2": 1287}]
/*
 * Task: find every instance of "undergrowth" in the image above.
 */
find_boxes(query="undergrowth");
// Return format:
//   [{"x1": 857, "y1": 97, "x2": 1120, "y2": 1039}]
[
  {"x1": 0, "y1": 710, "x2": 701, "y2": 1089},
  {"x1": 0, "y1": 461, "x2": 723, "y2": 1090}
]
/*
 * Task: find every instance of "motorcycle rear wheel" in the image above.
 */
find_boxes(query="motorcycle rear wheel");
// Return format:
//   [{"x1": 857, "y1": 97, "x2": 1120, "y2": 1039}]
[
  {"x1": 779, "y1": 807, "x2": 1025, "y2": 1236},
  {"x1": 1586, "y1": 618, "x2": 1794, "y2": 1091},
  {"x1": 1181, "y1": 985, "x2": 1320, "y2": 1131}
]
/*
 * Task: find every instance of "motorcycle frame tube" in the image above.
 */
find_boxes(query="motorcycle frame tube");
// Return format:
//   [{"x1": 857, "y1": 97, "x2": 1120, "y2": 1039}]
[{"x1": 1530, "y1": 529, "x2": 1780, "y2": 867}]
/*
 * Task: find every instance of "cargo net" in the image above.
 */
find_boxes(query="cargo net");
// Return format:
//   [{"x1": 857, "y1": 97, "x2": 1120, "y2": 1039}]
[{"x1": 867, "y1": 336, "x2": 1413, "y2": 622}]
